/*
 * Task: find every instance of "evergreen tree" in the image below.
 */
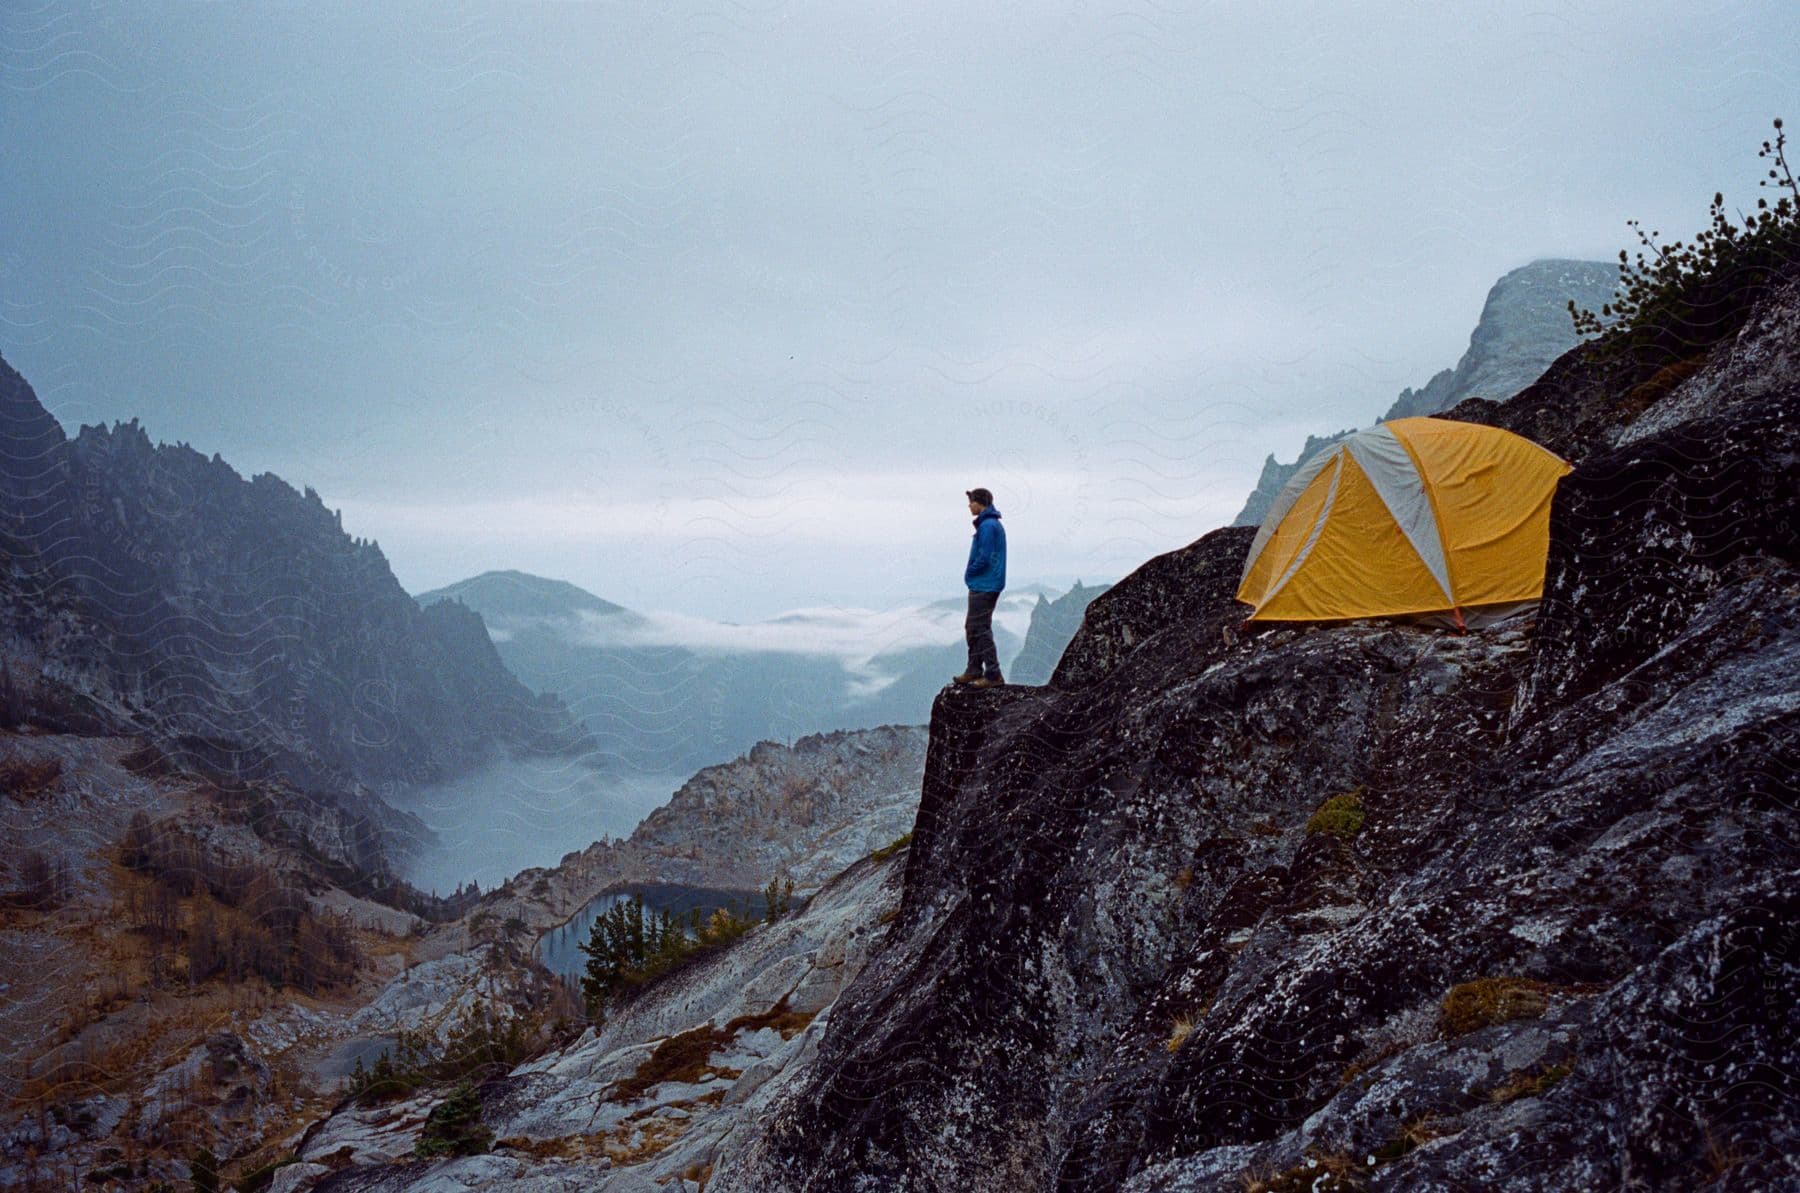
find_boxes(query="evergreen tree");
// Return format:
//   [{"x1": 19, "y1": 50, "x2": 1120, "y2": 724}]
[
  {"x1": 764, "y1": 874, "x2": 795, "y2": 923},
  {"x1": 414, "y1": 1080, "x2": 492, "y2": 1157}
]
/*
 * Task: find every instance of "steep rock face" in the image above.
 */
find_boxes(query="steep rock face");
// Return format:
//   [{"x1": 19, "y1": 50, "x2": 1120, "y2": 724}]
[
  {"x1": 1448, "y1": 275, "x2": 1800, "y2": 466},
  {"x1": 1382, "y1": 259, "x2": 1619, "y2": 422},
  {"x1": 714, "y1": 283, "x2": 1799, "y2": 1189},
  {"x1": 1010, "y1": 582, "x2": 1112, "y2": 686},
  {"x1": 1048, "y1": 533, "x2": 1249, "y2": 691},
  {"x1": 623, "y1": 727, "x2": 926, "y2": 893},
  {"x1": 1233, "y1": 259, "x2": 1616, "y2": 526},
  {"x1": 0, "y1": 355, "x2": 591, "y2": 861}
]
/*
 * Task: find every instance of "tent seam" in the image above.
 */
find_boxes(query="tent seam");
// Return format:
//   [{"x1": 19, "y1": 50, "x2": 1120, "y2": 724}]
[
  {"x1": 1345, "y1": 427, "x2": 1454, "y2": 604},
  {"x1": 1260, "y1": 452, "x2": 1343, "y2": 609},
  {"x1": 1389, "y1": 419, "x2": 1463, "y2": 607}
]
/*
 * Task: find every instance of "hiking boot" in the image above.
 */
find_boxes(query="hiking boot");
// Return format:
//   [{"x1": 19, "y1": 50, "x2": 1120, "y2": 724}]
[
  {"x1": 969, "y1": 673, "x2": 1005, "y2": 689},
  {"x1": 951, "y1": 670, "x2": 981, "y2": 684}
]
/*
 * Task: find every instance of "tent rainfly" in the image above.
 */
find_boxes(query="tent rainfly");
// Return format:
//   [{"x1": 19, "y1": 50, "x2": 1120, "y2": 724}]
[{"x1": 1236, "y1": 417, "x2": 1572, "y2": 628}]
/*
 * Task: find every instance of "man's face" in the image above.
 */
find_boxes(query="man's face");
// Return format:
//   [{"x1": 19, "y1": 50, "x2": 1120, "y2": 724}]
[{"x1": 968, "y1": 499, "x2": 982, "y2": 516}]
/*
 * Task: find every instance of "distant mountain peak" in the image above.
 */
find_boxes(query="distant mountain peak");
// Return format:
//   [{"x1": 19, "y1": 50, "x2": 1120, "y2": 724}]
[
  {"x1": 414, "y1": 569, "x2": 636, "y2": 620},
  {"x1": 1233, "y1": 258, "x2": 1618, "y2": 527}
]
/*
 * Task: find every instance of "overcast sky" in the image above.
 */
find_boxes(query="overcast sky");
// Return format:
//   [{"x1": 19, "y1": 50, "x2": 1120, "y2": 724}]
[{"x1": 5, "y1": 2, "x2": 1796, "y2": 619}]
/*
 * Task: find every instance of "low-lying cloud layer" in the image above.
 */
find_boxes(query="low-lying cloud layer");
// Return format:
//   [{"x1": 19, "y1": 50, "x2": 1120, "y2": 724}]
[{"x1": 565, "y1": 595, "x2": 1040, "y2": 663}]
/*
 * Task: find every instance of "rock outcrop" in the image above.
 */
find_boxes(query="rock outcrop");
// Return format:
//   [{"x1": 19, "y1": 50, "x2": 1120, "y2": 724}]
[
  {"x1": 0, "y1": 355, "x2": 593, "y2": 866},
  {"x1": 709, "y1": 276, "x2": 1799, "y2": 1189},
  {"x1": 475, "y1": 725, "x2": 929, "y2": 947},
  {"x1": 1233, "y1": 259, "x2": 1618, "y2": 527}
]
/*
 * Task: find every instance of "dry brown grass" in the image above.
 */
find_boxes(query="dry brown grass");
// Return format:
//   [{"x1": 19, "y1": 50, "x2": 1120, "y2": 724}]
[
  {"x1": 1239, "y1": 1149, "x2": 1365, "y2": 1192},
  {"x1": 607, "y1": 1001, "x2": 813, "y2": 1108},
  {"x1": 1370, "y1": 1114, "x2": 1449, "y2": 1163},
  {"x1": 1487, "y1": 1060, "x2": 1573, "y2": 1104},
  {"x1": 496, "y1": 1134, "x2": 586, "y2": 1160},
  {"x1": 1338, "y1": 1036, "x2": 1415, "y2": 1088},
  {"x1": 1439, "y1": 977, "x2": 1554, "y2": 1037},
  {"x1": 603, "y1": 1116, "x2": 687, "y2": 1164},
  {"x1": 609, "y1": 1024, "x2": 735, "y2": 1104},
  {"x1": 1165, "y1": 1014, "x2": 1197, "y2": 1054},
  {"x1": 724, "y1": 998, "x2": 817, "y2": 1041},
  {"x1": 1619, "y1": 354, "x2": 1707, "y2": 422},
  {"x1": 1702, "y1": 1119, "x2": 1749, "y2": 1179}
]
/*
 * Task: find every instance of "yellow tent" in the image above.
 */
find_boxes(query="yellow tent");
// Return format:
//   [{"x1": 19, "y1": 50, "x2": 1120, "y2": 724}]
[{"x1": 1236, "y1": 417, "x2": 1572, "y2": 627}]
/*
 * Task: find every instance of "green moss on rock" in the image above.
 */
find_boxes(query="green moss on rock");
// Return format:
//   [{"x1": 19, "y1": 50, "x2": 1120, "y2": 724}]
[{"x1": 1305, "y1": 789, "x2": 1366, "y2": 839}]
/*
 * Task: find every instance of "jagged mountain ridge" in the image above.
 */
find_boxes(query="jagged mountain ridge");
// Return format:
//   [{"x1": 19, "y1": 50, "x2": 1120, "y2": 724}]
[
  {"x1": 1383, "y1": 259, "x2": 1621, "y2": 421},
  {"x1": 1233, "y1": 258, "x2": 1618, "y2": 526},
  {"x1": 0, "y1": 354, "x2": 592, "y2": 866}
]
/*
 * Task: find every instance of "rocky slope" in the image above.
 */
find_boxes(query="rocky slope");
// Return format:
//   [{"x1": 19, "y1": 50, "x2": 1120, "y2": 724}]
[
  {"x1": 0, "y1": 355, "x2": 592, "y2": 868},
  {"x1": 0, "y1": 717, "x2": 926, "y2": 1191},
  {"x1": 472, "y1": 724, "x2": 928, "y2": 948},
  {"x1": 0, "y1": 726, "x2": 565, "y2": 1191},
  {"x1": 707, "y1": 277, "x2": 1799, "y2": 1189},
  {"x1": 281, "y1": 853, "x2": 903, "y2": 1192},
  {"x1": 1233, "y1": 259, "x2": 1618, "y2": 526}
]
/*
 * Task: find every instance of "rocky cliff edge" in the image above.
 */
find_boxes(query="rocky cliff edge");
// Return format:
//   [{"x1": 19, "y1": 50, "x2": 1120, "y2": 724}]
[{"x1": 715, "y1": 280, "x2": 1800, "y2": 1191}]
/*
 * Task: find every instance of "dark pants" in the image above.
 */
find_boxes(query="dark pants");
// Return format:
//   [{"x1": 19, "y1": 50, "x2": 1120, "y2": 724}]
[{"x1": 965, "y1": 589, "x2": 1001, "y2": 678}]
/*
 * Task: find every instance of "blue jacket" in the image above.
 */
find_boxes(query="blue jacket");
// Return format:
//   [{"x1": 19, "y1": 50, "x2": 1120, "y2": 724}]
[{"x1": 965, "y1": 505, "x2": 1006, "y2": 592}]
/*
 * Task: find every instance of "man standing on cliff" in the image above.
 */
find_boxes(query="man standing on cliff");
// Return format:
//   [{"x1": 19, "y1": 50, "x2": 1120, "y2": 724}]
[{"x1": 953, "y1": 487, "x2": 1007, "y2": 688}]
